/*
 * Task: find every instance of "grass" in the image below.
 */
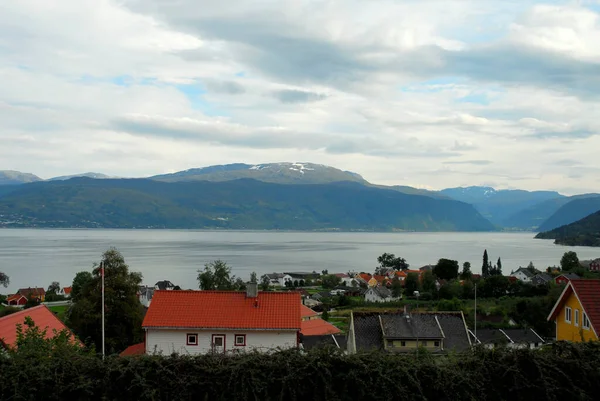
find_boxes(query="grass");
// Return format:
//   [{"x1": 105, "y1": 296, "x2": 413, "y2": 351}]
[{"x1": 48, "y1": 305, "x2": 68, "y2": 320}]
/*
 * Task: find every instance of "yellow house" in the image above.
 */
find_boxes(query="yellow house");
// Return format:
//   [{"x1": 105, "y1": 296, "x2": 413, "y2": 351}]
[{"x1": 547, "y1": 279, "x2": 600, "y2": 342}]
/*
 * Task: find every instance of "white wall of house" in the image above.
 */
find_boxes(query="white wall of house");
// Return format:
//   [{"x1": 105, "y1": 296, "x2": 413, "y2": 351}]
[
  {"x1": 510, "y1": 271, "x2": 531, "y2": 283},
  {"x1": 364, "y1": 289, "x2": 393, "y2": 303},
  {"x1": 145, "y1": 329, "x2": 298, "y2": 355}
]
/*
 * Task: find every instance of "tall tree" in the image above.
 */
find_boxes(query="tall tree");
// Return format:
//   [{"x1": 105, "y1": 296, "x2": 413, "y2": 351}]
[
  {"x1": 71, "y1": 271, "x2": 93, "y2": 301},
  {"x1": 482, "y1": 250, "x2": 489, "y2": 278},
  {"x1": 496, "y1": 258, "x2": 502, "y2": 275},
  {"x1": 260, "y1": 275, "x2": 270, "y2": 291},
  {"x1": 433, "y1": 259, "x2": 460, "y2": 281},
  {"x1": 0, "y1": 271, "x2": 9, "y2": 288},
  {"x1": 321, "y1": 274, "x2": 342, "y2": 289},
  {"x1": 404, "y1": 273, "x2": 420, "y2": 296},
  {"x1": 197, "y1": 260, "x2": 235, "y2": 290},
  {"x1": 250, "y1": 271, "x2": 257, "y2": 283},
  {"x1": 47, "y1": 281, "x2": 60, "y2": 295},
  {"x1": 376, "y1": 253, "x2": 409, "y2": 274},
  {"x1": 67, "y1": 248, "x2": 144, "y2": 354},
  {"x1": 391, "y1": 276, "x2": 403, "y2": 298},
  {"x1": 460, "y1": 262, "x2": 473, "y2": 280},
  {"x1": 421, "y1": 270, "x2": 438, "y2": 294},
  {"x1": 560, "y1": 251, "x2": 580, "y2": 272}
]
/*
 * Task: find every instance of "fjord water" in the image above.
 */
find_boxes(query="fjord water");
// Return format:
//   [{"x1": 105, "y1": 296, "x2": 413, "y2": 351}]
[{"x1": 1, "y1": 229, "x2": 599, "y2": 293}]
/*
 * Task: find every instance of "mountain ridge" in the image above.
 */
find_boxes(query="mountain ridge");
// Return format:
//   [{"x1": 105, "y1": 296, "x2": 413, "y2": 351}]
[{"x1": 536, "y1": 210, "x2": 600, "y2": 247}]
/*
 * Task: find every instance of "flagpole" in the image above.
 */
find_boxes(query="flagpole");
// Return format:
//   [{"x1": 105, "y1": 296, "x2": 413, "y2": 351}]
[{"x1": 101, "y1": 260, "x2": 105, "y2": 359}]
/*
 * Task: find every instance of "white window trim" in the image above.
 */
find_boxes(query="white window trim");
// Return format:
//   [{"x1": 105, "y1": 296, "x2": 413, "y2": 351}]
[
  {"x1": 583, "y1": 312, "x2": 590, "y2": 330},
  {"x1": 575, "y1": 309, "x2": 580, "y2": 327},
  {"x1": 565, "y1": 307, "x2": 572, "y2": 324}
]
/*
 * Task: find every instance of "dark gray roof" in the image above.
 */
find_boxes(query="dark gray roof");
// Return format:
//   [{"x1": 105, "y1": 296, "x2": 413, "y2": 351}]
[
  {"x1": 435, "y1": 313, "x2": 472, "y2": 351},
  {"x1": 367, "y1": 286, "x2": 392, "y2": 299},
  {"x1": 561, "y1": 273, "x2": 580, "y2": 280},
  {"x1": 531, "y1": 273, "x2": 552, "y2": 283},
  {"x1": 154, "y1": 280, "x2": 175, "y2": 290},
  {"x1": 264, "y1": 273, "x2": 284, "y2": 279},
  {"x1": 284, "y1": 272, "x2": 317, "y2": 278},
  {"x1": 514, "y1": 268, "x2": 535, "y2": 277},
  {"x1": 353, "y1": 314, "x2": 384, "y2": 351},
  {"x1": 302, "y1": 334, "x2": 346, "y2": 351},
  {"x1": 474, "y1": 329, "x2": 510, "y2": 345},
  {"x1": 380, "y1": 314, "x2": 442, "y2": 339},
  {"x1": 502, "y1": 329, "x2": 544, "y2": 344}
]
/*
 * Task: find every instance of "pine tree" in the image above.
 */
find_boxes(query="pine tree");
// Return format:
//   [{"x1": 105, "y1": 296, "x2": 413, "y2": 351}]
[
  {"x1": 482, "y1": 250, "x2": 489, "y2": 278},
  {"x1": 497, "y1": 257, "x2": 502, "y2": 275}
]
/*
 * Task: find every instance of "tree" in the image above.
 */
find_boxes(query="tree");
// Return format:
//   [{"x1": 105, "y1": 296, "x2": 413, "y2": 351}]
[
  {"x1": 439, "y1": 281, "x2": 461, "y2": 300},
  {"x1": 321, "y1": 270, "x2": 328, "y2": 276},
  {"x1": 321, "y1": 274, "x2": 342, "y2": 289},
  {"x1": 391, "y1": 276, "x2": 403, "y2": 298},
  {"x1": 560, "y1": 251, "x2": 580, "y2": 272},
  {"x1": 71, "y1": 271, "x2": 93, "y2": 301},
  {"x1": 480, "y1": 275, "x2": 510, "y2": 298},
  {"x1": 250, "y1": 271, "x2": 257, "y2": 283},
  {"x1": 24, "y1": 296, "x2": 41, "y2": 309},
  {"x1": 405, "y1": 273, "x2": 420, "y2": 296},
  {"x1": 47, "y1": 281, "x2": 60, "y2": 295},
  {"x1": 421, "y1": 270, "x2": 437, "y2": 294},
  {"x1": 322, "y1": 309, "x2": 330, "y2": 321},
  {"x1": 496, "y1": 257, "x2": 502, "y2": 275},
  {"x1": 299, "y1": 279, "x2": 305, "y2": 287},
  {"x1": 376, "y1": 253, "x2": 409, "y2": 274},
  {"x1": 293, "y1": 280, "x2": 299, "y2": 288},
  {"x1": 433, "y1": 259, "x2": 459, "y2": 281},
  {"x1": 482, "y1": 250, "x2": 490, "y2": 278},
  {"x1": 526, "y1": 261, "x2": 536, "y2": 274},
  {"x1": 197, "y1": 260, "x2": 235, "y2": 290},
  {"x1": 260, "y1": 275, "x2": 270, "y2": 291},
  {"x1": 0, "y1": 271, "x2": 9, "y2": 288},
  {"x1": 67, "y1": 248, "x2": 144, "y2": 354},
  {"x1": 460, "y1": 262, "x2": 472, "y2": 280}
]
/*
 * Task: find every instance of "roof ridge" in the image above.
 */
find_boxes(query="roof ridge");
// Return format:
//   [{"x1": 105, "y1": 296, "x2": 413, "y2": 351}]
[{"x1": 0, "y1": 304, "x2": 48, "y2": 321}]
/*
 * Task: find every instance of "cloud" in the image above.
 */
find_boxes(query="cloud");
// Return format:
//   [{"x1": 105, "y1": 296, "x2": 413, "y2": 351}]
[
  {"x1": 443, "y1": 160, "x2": 492, "y2": 165},
  {"x1": 272, "y1": 89, "x2": 327, "y2": 104}
]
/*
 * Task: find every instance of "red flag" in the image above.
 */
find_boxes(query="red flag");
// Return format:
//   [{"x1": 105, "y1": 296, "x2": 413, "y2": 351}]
[{"x1": 100, "y1": 267, "x2": 104, "y2": 277}]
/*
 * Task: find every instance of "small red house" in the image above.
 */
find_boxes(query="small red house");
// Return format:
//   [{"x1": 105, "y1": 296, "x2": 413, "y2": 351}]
[
  {"x1": 17, "y1": 287, "x2": 46, "y2": 302},
  {"x1": 6, "y1": 294, "x2": 27, "y2": 306},
  {"x1": 590, "y1": 259, "x2": 600, "y2": 272},
  {"x1": 555, "y1": 273, "x2": 580, "y2": 286}
]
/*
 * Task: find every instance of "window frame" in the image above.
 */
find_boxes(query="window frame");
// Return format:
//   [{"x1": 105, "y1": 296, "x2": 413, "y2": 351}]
[
  {"x1": 434, "y1": 341, "x2": 440, "y2": 347},
  {"x1": 400, "y1": 341, "x2": 406, "y2": 347},
  {"x1": 186, "y1": 333, "x2": 198, "y2": 346},
  {"x1": 565, "y1": 307, "x2": 572, "y2": 323},
  {"x1": 575, "y1": 309, "x2": 580, "y2": 327},
  {"x1": 583, "y1": 312, "x2": 591, "y2": 330},
  {"x1": 234, "y1": 334, "x2": 247, "y2": 346}
]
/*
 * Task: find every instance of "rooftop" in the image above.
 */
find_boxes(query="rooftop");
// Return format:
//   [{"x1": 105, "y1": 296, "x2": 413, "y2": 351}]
[
  {"x1": 142, "y1": 290, "x2": 301, "y2": 330},
  {"x1": 0, "y1": 305, "x2": 75, "y2": 348},
  {"x1": 301, "y1": 319, "x2": 341, "y2": 336}
]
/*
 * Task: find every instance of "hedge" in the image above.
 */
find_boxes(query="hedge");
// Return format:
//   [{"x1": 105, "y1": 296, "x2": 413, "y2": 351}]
[{"x1": 1, "y1": 343, "x2": 600, "y2": 401}]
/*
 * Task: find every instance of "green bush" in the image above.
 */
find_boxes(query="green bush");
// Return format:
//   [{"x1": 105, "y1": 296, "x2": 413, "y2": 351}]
[{"x1": 1, "y1": 341, "x2": 600, "y2": 400}]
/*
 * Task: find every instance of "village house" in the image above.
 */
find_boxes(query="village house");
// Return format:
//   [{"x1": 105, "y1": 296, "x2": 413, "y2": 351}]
[
  {"x1": 58, "y1": 287, "x2": 72, "y2": 298},
  {"x1": 138, "y1": 285, "x2": 154, "y2": 308},
  {"x1": 509, "y1": 267, "x2": 534, "y2": 283},
  {"x1": 17, "y1": 287, "x2": 45, "y2": 302},
  {"x1": 6, "y1": 294, "x2": 27, "y2": 306},
  {"x1": 142, "y1": 284, "x2": 301, "y2": 355},
  {"x1": 347, "y1": 310, "x2": 472, "y2": 354},
  {"x1": 589, "y1": 259, "x2": 600, "y2": 272},
  {"x1": 0, "y1": 305, "x2": 78, "y2": 349},
  {"x1": 555, "y1": 273, "x2": 580, "y2": 286},
  {"x1": 548, "y1": 279, "x2": 600, "y2": 342},
  {"x1": 154, "y1": 280, "x2": 176, "y2": 291},
  {"x1": 364, "y1": 286, "x2": 398, "y2": 303},
  {"x1": 531, "y1": 273, "x2": 552, "y2": 286},
  {"x1": 261, "y1": 273, "x2": 286, "y2": 286},
  {"x1": 472, "y1": 328, "x2": 545, "y2": 349}
]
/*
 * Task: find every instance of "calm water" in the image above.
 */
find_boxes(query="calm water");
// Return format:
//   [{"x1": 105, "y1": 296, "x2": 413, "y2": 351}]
[{"x1": 1, "y1": 229, "x2": 599, "y2": 294}]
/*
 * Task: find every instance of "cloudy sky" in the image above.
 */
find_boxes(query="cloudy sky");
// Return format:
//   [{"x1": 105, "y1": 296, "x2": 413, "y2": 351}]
[{"x1": 1, "y1": 0, "x2": 599, "y2": 194}]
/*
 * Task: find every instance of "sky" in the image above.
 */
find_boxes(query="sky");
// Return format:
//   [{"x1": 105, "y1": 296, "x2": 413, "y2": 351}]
[{"x1": 1, "y1": 0, "x2": 600, "y2": 194}]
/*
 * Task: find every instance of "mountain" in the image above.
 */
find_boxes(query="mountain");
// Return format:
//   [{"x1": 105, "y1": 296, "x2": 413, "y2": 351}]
[
  {"x1": 537, "y1": 196, "x2": 600, "y2": 232},
  {"x1": 0, "y1": 170, "x2": 42, "y2": 185},
  {"x1": 440, "y1": 186, "x2": 563, "y2": 226},
  {"x1": 536, "y1": 210, "x2": 600, "y2": 247},
  {"x1": 501, "y1": 194, "x2": 600, "y2": 230},
  {"x1": 150, "y1": 162, "x2": 369, "y2": 185},
  {"x1": 49, "y1": 172, "x2": 113, "y2": 181},
  {"x1": 0, "y1": 178, "x2": 495, "y2": 231}
]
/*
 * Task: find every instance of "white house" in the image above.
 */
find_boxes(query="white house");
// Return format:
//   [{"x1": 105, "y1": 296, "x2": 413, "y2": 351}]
[
  {"x1": 510, "y1": 267, "x2": 534, "y2": 283},
  {"x1": 154, "y1": 280, "x2": 176, "y2": 291},
  {"x1": 472, "y1": 328, "x2": 545, "y2": 349},
  {"x1": 261, "y1": 273, "x2": 286, "y2": 287},
  {"x1": 142, "y1": 284, "x2": 301, "y2": 355},
  {"x1": 58, "y1": 287, "x2": 72, "y2": 298},
  {"x1": 138, "y1": 285, "x2": 154, "y2": 308},
  {"x1": 364, "y1": 286, "x2": 398, "y2": 303}
]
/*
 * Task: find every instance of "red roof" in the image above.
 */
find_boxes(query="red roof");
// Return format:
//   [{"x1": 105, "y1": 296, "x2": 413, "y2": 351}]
[
  {"x1": 0, "y1": 305, "x2": 75, "y2": 348},
  {"x1": 549, "y1": 280, "x2": 600, "y2": 333},
  {"x1": 63, "y1": 287, "x2": 72, "y2": 295},
  {"x1": 142, "y1": 290, "x2": 301, "y2": 330},
  {"x1": 301, "y1": 319, "x2": 341, "y2": 336},
  {"x1": 7, "y1": 294, "x2": 27, "y2": 303},
  {"x1": 358, "y1": 273, "x2": 371, "y2": 282},
  {"x1": 301, "y1": 305, "x2": 318, "y2": 319},
  {"x1": 17, "y1": 287, "x2": 45, "y2": 296},
  {"x1": 120, "y1": 342, "x2": 145, "y2": 356}
]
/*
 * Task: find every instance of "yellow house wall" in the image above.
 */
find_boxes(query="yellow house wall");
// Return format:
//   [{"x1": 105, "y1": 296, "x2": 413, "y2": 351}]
[
  {"x1": 386, "y1": 339, "x2": 440, "y2": 349},
  {"x1": 556, "y1": 292, "x2": 598, "y2": 342}
]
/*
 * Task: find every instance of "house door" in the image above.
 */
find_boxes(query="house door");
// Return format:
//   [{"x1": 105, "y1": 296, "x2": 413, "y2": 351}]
[{"x1": 212, "y1": 335, "x2": 225, "y2": 353}]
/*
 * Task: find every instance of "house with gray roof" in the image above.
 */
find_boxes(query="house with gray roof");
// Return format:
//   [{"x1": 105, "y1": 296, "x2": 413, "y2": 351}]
[
  {"x1": 364, "y1": 286, "x2": 398, "y2": 303},
  {"x1": 472, "y1": 328, "x2": 545, "y2": 349},
  {"x1": 347, "y1": 311, "x2": 472, "y2": 354},
  {"x1": 510, "y1": 267, "x2": 535, "y2": 283},
  {"x1": 531, "y1": 273, "x2": 552, "y2": 286}
]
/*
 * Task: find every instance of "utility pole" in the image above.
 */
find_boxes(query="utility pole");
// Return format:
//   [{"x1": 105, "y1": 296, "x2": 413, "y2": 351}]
[
  {"x1": 101, "y1": 260, "x2": 105, "y2": 359},
  {"x1": 474, "y1": 283, "x2": 477, "y2": 341}
]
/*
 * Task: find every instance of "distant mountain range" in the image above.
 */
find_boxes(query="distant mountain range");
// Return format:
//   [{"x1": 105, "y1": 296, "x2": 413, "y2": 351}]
[
  {"x1": 0, "y1": 178, "x2": 494, "y2": 231},
  {"x1": 1, "y1": 163, "x2": 598, "y2": 232},
  {"x1": 536, "y1": 210, "x2": 600, "y2": 247}
]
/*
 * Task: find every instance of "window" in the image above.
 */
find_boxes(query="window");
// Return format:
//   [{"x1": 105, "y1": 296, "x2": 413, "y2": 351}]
[
  {"x1": 186, "y1": 333, "x2": 198, "y2": 346},
  {"x1": 401, "y1": 341, "x2": 406, "y2": 347},
  {"x1": 565, "y1": 307, "x2": 572, "y2": 323},
  {"x1": 434, "y1": 341, "x2": 440, "y2": 347},
  {"x1": 583, "y1": 313, "x2": 590, "y2": 330},
  {"x1": 235, "y1": 334, "x2": 246, "y2": 346},
  {"x1": 575, "y1": 309, "x2": 580, "y2": 327}
]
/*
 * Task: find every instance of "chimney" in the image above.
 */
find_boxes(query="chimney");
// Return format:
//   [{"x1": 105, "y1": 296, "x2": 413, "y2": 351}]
[{"x1": 246, "y1": 282, "x2": 258, "y2": 298}]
